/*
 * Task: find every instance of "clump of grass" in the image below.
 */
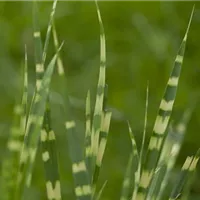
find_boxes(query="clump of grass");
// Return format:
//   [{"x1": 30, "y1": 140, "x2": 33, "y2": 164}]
[{"x1": 0, "y1": 1, "x2": 199, "y2": 200}]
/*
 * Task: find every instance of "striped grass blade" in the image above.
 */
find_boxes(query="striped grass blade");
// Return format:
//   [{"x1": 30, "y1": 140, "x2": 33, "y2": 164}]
[
  {"x1": 33, "y1": 1, "x2": 62, "y2": 199},
  {"x1": 169, "y1": 149, "x2": 200, "y2": 200},
  {"x1": 52, "y1": 17, "x2": 92, "y2": 200},
  {"x1": 85, "y1": 91, "x2": 92, "y2": 182},
  {"x1": 91, "y1": 0, "x2": 106, "y2": 176},
  {"x1": 136, "y1": 7, "x2": 194, "y2": 199},
  {"x1": 16, "y1": 51, "x2": 60, "y2": 199},
  {"x1": 146, "y1": 107, "x2": 193, "y2": 200}
]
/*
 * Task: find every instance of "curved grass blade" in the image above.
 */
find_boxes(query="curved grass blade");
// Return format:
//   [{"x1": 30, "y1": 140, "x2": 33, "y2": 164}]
[
  {"x1": 91, "y1": 0, "x2": 106, "y2": 174},
  {"x1": 137, "y1": 7, "x2": 194, "y2": 199}
]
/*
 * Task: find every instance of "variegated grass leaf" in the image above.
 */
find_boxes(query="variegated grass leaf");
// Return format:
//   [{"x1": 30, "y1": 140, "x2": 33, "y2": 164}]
[
  {"x1": 127, "y1": 122, "x2": 139, "y2": 200},
  {"x1": 181, "y1": 149, "x2": 200, "y2": 200},
  {"x1": 42, "y1": 0, "x2": 58, "y2": 63},
  {"x1": 146, "y1": 107, "x2": 193, "y2": 200},
  {"x1": 156, "y1": 108, "x2": 194, "y2": 200},
  {"x1": 91, "y1": 0, "x2": 106, "y2": 176},
  {"x1": 169, "y1": 149, "x2": 200, "y2": 200},
  {"x1": 93, "y1": 111, "x2": 112, "y2": 194},
  {"x1": 137, "y1": 7, "x2": 194, "y2": 199},
  {"x1": 85, "y1": 90, "x2": 92, "y2": 182},
  {"x1": 33, "y1": 1, "x2": 62, "y2": 199},
  {"x1": 16, "y1": 50, "x2": 60, "y2": 199},
  {"x1": 52, "y1": 20, "x2": 65, "y2": 76},
  {"x1": 128, "y1": 83, "x2": 149, "y2": 200},
  {"x1": 52, "y1": 11, "x2": 92, "y2": 200}
]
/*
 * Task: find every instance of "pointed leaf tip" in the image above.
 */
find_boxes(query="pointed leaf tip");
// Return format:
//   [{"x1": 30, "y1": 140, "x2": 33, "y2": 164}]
[{"x1": 184, "y1": 6, "x2": 195, "y2": 40}]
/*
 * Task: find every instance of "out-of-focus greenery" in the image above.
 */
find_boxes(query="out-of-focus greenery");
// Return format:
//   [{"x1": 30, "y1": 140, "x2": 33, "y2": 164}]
[{"x1": 0, "y1": 1, "x2": 200, "y2": 199}]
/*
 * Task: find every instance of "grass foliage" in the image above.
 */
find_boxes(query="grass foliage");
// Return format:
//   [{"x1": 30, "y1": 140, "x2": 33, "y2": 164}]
[{"x1": 0, "y1": 1, "x2": 199, "y2": 200}]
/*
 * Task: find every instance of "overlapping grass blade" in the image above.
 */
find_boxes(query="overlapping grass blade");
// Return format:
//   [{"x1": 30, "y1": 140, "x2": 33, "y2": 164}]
[
  {"x1": 42, "y1": 1, "x2": 62, "y2": 199},
  {"x1": 127, "y1": 122, "x2": 139, "y2": 200},
  {"x1": 130, "y1": 84, "x2": 149, "y2": 200},
  {"x1": 93, "y1": 84, "x2": 111, "y2": 191},
  {"x1": 52, "y1": 15, "x2": 92, "y2": 200},
  {"x1": 52, "y1": 21, "x2": 65, "y2": 76},
  {"x1": 16, "y1": 51, "x2": 60, "y2": 199},
  {"x1": 33, "y1": 1, "x2": 62, "y2": 199},
  {"x1": 169, "y1": 149, "x2": 200, "y2": 200},
  {"x1": 91, "y1": 0, "x2": 106, "y2": 175},
  {"x1": 42, "y1": 0, "x2": 58, "y2": 63},
  {"x1": 136, "y1": 7, "x2": 194, "y2": 199},
  {"x1": 93, "y1": 111, "x2": 112, "y2": 192},
  {"x1": 156, "y1": 108, "x2": 193, "y2": 200},
  {"x1": 146, "y1": 107, "x2": 193, "y2": 200},
  {"x1": 181, "y1": 149, "x2": 200, "y2": 200}
]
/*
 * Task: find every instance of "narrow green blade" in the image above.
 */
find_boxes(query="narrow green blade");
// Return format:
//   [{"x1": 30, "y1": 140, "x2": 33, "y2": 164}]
[
  {"x1": 95, "y1": 181, "x2": 107, "y2": 200},
  {"x1": 120, "y1": 153, "x2": 134, "y2": 200},
  {"x1": 42, "y1": 0, "x2": 58, "y2": 63}
]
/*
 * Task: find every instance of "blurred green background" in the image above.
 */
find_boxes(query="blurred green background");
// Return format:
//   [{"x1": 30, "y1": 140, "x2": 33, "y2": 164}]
[{"x1": 0, "y1": 1, "x2": 200, "y2": 199}]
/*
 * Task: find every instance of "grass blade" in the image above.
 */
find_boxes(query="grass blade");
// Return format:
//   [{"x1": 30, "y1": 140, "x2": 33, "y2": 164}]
[
  {"x1": 91, "y1": 0, "x2": 106, "y2": 174},
  {"x1": 93, "y1": 111, "x2": 112, "y2": 191},
  {"x1": 169, "y1": 149, "x2": 200, "y2": 200},
  {"x1": 127, "y1": 122, "x2": 140, "y2": 200},
  {"x1": 42, "y1": 0, "x2": 58, "y2": 63},
  {"x1": 120, "y1": 153, "x2": 134, "y2": 200},
  {"x1": 95, "y1": 181, "x2": 108, "y2": 200},
  {"x1": 16, "y1": 51, "x2": 59, "y2": 199},
  {"x1": 52, "y1": 11, "x2": 92, "y2": 200},
  {"x1": 156, "y1": 108, "x2": 194, "y2": 200},
  {"x1": 85, "y1": 91, "x2": 92, "y2": 182},
  {"x1": 137, "y1": 7, "x2": 194, "y2": 199}
]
